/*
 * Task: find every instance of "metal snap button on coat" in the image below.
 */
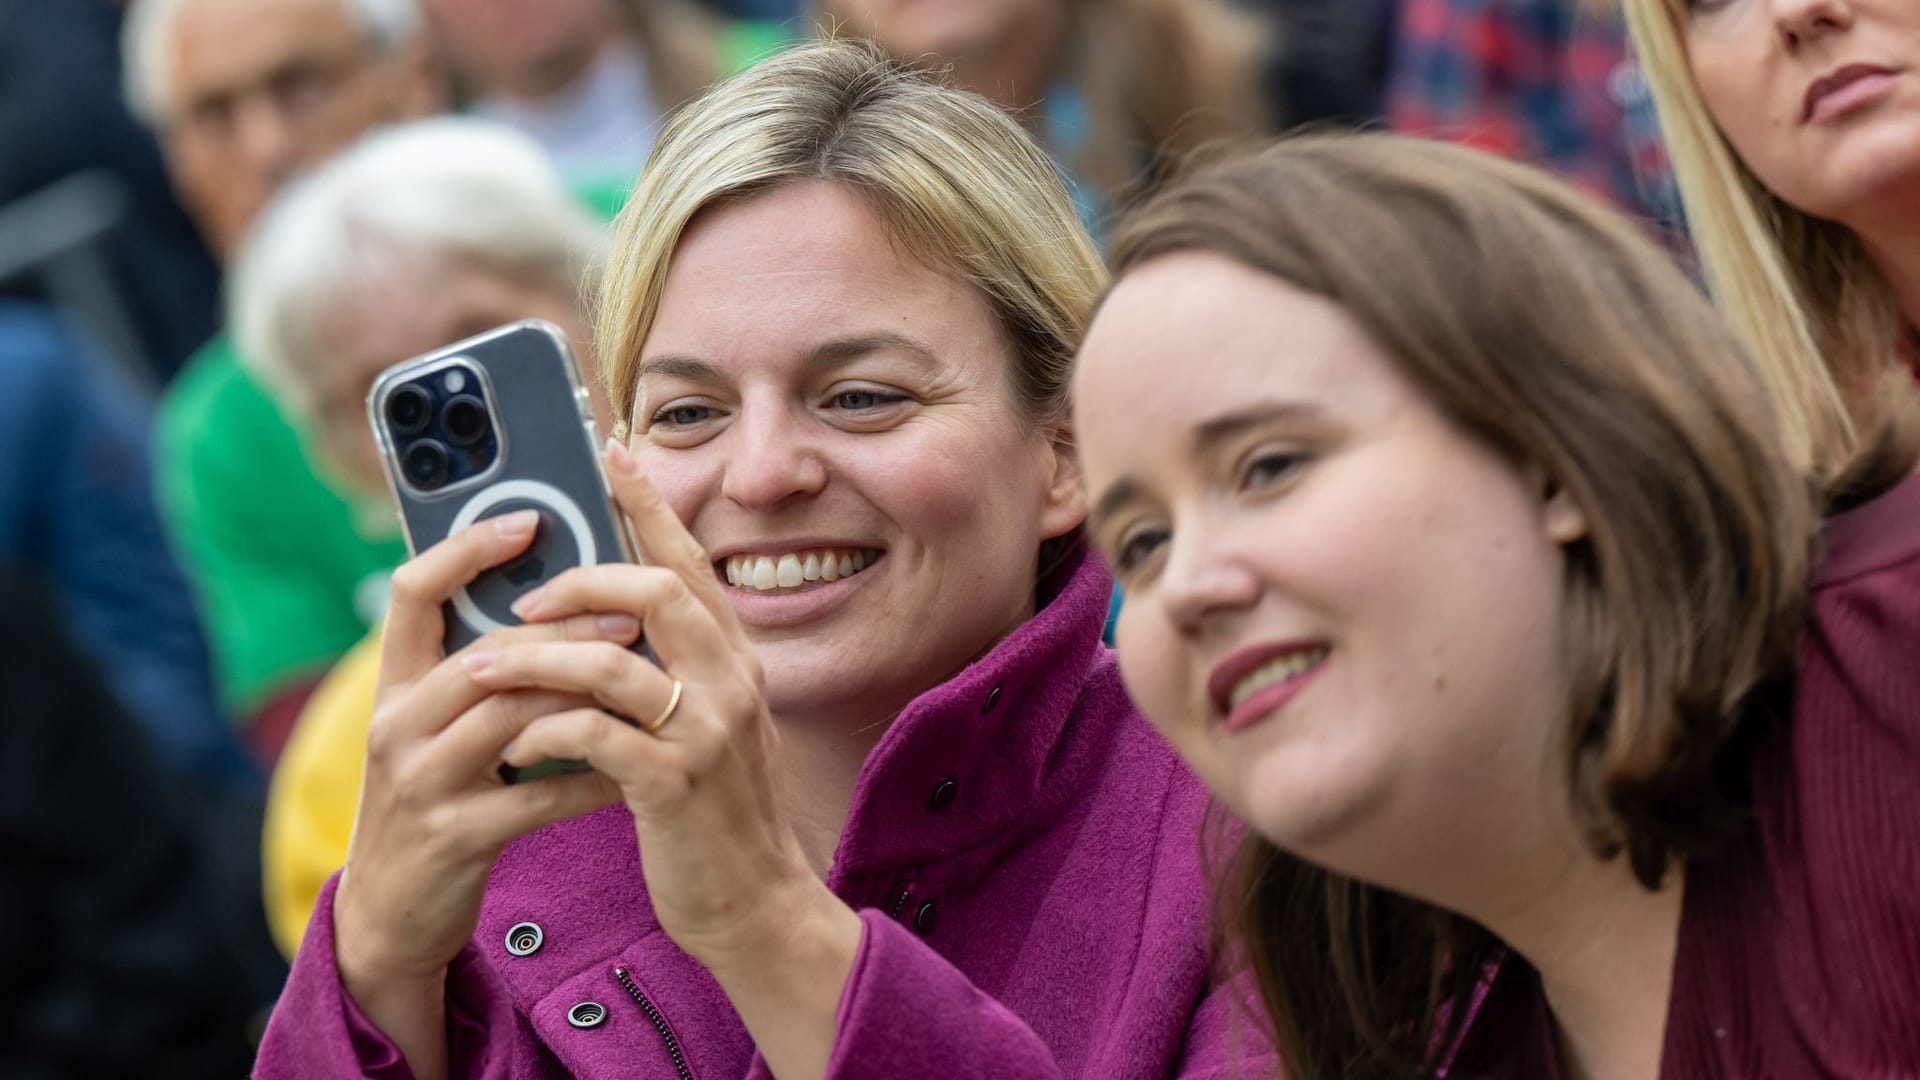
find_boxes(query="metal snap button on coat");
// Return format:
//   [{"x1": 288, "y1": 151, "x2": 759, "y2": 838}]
[
  {"x1": 914, "y1": 901, "x2": 939, "y2": 935},
  {"x1": 982, "y1": 685, "x2": 1002, "y2": 713},
  {"x1": 928, "y1": 777, "x2": 958, "y2": 810},
  {"x1": 504, "y1": 922, "x2": 544, "y2": 957},
  {"x1": 567, "y1": 1001, "x2": 608, "y2": 1029}
]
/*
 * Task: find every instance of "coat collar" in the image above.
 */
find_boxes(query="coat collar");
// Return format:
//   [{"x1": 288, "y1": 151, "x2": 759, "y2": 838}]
[
  {"x1": 829, "y1": 539, "x2": 1116, "y2": 878},
  {"x1": 1814, "y1": 467, "x2": 1920, "y2": 589}
]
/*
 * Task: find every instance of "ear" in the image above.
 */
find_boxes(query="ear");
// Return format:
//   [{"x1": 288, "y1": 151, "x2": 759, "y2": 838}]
[
  {"x1": 1539, "y1": 469, "x2": 1588, "y2": 546},
  {"x1": 1035, "y1": 420, "x2": 1088, "y2": 541}
]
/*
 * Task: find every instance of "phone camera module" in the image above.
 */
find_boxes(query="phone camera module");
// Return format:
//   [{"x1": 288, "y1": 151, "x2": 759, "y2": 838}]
[
  {"x1": 387, "y1": 384, "x2": 433, "y2": 436},
  {"x1": 403, "y1": 439, "x2": 451, "y2": 490},
  {"x1": 442, "y1": 394, "x2": 489, "y2": 447}
]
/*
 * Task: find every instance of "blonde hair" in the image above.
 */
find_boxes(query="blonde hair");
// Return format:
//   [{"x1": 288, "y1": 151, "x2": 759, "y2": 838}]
[
  {"x1": 1622, "y1": 0, "x2": 1913, "y2": 493},
  {"x1": 596, "y1": 39, "x2": 1106, "y2": 437}
]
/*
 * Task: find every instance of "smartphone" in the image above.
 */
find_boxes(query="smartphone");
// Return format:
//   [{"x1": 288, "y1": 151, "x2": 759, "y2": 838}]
[{"x1": 369, "y1": 319, "x2": 638, "y2": 782}]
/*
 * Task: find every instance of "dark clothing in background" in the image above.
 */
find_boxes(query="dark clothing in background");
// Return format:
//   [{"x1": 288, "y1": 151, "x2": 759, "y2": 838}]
[
  {"x1": 0, "y1": 570, "x2": 285, "y2": 1080},
  {"x1": 0, "y1": 0, "x2": 221, "y2": 380},
  {"x1": 0, "y1": 301, "x2": 250, "y2": 787},
  {"x1": 1254, "y1": 0, "x2": 1395, "y2": 128}
]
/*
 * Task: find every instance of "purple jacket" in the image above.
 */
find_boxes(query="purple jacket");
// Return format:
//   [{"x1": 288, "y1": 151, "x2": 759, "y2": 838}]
[{"x1": 255, "y1": 547, "x2": 1272, "y2": 1079}]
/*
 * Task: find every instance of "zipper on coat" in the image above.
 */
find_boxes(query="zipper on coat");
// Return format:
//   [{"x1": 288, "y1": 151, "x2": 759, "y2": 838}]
[{"x1": 613, "y1": 967, "x2": 694, "y2": 1080}]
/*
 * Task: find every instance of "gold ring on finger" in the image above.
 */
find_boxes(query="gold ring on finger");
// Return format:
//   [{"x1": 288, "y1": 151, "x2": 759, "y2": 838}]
[{"x1": 640, "y1": 678, "x2": 683, "y2": 733}]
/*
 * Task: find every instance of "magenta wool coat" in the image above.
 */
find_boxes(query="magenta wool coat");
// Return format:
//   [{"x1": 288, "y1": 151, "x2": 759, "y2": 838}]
[{"x1": 254, "y1": 547, "x2": 1272, "y2": 1079}]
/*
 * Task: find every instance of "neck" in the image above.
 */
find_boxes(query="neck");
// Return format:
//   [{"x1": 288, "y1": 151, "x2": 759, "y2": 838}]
[
  {"x1": 1852, "y1": 208, "x2": 1920, "y2": 334},
  {"x1": 769, "y1": 701, "x2": 899, "y2": 877},
  {"x1": 944, "y1": 16, "x2": 1070, "y2": 117},
  {"x1": 501, "y1": 34, "x2": 616, "y2": 102},
  {"x1": 1467, "y1": 844, "x2": 1684, "y2": 1080}
]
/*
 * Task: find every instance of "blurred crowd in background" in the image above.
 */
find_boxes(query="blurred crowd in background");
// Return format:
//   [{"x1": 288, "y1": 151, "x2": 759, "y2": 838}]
[{"x1": 0, "y1": 0, "x2": 1681, "y2": 1075}]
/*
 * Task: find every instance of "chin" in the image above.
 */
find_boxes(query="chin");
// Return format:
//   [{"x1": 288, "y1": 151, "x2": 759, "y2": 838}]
[
  {"x1": 1802, "y1": 122, "x2": 1920, "y2": 221},
  {"x1": 1226, "y1": 746, "x2": 1392, "y2": 860}
]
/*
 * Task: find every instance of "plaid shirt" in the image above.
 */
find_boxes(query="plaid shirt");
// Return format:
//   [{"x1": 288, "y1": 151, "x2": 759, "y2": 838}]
[{"x1": 1386, "y1": 0, "x2": 1682, "y2": 234}]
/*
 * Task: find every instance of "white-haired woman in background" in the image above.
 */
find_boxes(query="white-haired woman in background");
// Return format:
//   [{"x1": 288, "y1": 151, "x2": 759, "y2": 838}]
[{"x1": 224, "y1": 115, "x2": 613, "y2": 958}]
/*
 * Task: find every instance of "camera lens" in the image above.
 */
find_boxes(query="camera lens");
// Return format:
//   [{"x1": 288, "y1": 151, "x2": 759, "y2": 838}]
[
  {"x1": 442, "y1": 394, "x2": 488, "y2": 447},
  {"x1": 386, "y1": 384, "x2": 432, "y2": 435},
  {"x1": 402, "y1": 440, "x2": 450, "y2": 490}
]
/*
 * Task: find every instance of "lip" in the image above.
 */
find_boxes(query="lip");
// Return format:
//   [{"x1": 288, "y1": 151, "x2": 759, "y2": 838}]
[
  {"x1": 707, "y1": 536, "x2": 884, "y2": 562},
  {"x1": 1804, "y1": 64, "x2": 1900, "y2": 124},
  {"x1": 1205, "y1": 640, "x2": 1328, "y2": 717}
]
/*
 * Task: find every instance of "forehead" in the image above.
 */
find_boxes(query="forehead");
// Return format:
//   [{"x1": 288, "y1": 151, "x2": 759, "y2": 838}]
[
  {"x1": 170, "y1": 0, "x2": 364, "y2": 100},
  {"x1": 1074, "y1": 255, "x2": 1411, "y2": 465},
  {"x1": 643, "y1": 182, "x2": 1005, "y2": 373}
]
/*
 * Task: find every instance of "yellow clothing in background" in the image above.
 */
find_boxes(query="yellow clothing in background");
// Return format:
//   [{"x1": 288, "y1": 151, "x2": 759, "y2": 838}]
[{"x1": 262, "y1": 630, "x2": 379, "y2": 958}]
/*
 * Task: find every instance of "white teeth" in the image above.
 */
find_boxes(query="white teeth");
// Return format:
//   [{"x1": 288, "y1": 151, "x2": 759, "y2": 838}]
[
  {"x1": 1228, "y1": 649, "x2": 1328, "y2": 711},
  {"x1": 721, "y1": 547, "x2": 879, "y2": 593}
]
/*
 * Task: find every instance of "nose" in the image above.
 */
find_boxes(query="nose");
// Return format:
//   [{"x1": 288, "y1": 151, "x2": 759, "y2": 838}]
[
  {"x1": 230, "y1": 93, "x2": 299, "y2": 189},
  {"x1": 1773, "y1": 0, "x2": 1853, "y2": 52},
  {"x1": 1156, "y1": 521, "x2": 1263, "y2": 634},
  {"x1": 719, "y1": 401, "x2": 828, "y2": 511}
]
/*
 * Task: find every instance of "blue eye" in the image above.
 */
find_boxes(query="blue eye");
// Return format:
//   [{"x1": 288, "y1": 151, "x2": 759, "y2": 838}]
[
  {"x1": 651, "y1": 404, "x2": 712, "y2": 428},
  {"x1": 833, "y1": 390, "x2": 905, "y2": 411}
]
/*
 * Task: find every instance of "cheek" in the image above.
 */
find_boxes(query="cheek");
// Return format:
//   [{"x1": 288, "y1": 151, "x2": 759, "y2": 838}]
[
  {"x1": 633, "y1": 447, "x2": 714, "y2": 529},
  {"x1": 855, "y1": 421, "x2": 1043, "y2": 540}
]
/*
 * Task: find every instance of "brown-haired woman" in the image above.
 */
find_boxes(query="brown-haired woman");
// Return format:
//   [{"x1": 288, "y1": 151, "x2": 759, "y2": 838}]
[{"x1": 1072, "y1": 132, "x2": 1920, "y2": 1078}]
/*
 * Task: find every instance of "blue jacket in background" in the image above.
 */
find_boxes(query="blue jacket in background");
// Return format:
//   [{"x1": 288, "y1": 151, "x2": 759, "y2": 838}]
[{"x1": 0, "y1": 300, "x2": 252, "y2": 786}]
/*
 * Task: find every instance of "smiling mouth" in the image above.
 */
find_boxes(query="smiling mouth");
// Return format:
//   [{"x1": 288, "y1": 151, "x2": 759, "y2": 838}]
[
  {"x1": 1225, "y1": 647, "x2": 1329, "y2": 713},
  {"x1": 718, "y1": 547, "x2": 884, "y2": 595}
]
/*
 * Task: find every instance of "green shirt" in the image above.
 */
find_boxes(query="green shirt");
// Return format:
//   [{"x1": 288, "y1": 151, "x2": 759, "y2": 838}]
[{"x1": 155, "y1": 334, "x2": 407, "y2": 713}]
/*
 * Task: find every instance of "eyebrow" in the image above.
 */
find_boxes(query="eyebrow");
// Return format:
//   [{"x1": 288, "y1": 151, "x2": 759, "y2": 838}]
[
  {"x1": 635, "y1": 331, "x2": 941, "y2": 385},
  {"x1": 1086, "y1": 401, "x2": 1328, "y2": 535},
  {"x1": 1190, "y1": 401, "x2": 1327, "y2": 456}
]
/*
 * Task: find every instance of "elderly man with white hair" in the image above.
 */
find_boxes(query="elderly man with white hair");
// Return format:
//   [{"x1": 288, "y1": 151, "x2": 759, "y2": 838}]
[{"x1": 126, "y1": 0, "x2": 441, "y2": 749}]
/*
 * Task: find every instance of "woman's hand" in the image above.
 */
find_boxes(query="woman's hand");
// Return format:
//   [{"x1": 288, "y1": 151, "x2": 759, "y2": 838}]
[
  {"x1": 464, "y1": 442, "x2": 863, "y2": 1079},
  {"x1": 330, "y1": 510, "x2": 633, "y2": 1080}
]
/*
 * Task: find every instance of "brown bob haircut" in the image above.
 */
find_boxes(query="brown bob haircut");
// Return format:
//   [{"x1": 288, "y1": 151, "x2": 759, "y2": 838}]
[{"x1": 1103, "y1": 133, "x2": 1817, "y2": 1077}]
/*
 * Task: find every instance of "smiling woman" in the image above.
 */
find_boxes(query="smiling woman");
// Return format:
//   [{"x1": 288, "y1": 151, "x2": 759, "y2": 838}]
[
  {"x1": 254, "y1": 39, "x2": 1271, "y2": 1080},
  {"x1": 1075, "y1": 133, "x2": 1919, "y2": 1078}
]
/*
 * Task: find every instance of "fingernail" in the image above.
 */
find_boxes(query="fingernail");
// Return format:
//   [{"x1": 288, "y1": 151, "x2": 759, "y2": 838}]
[
  {"x1": 604, "y1": 437, "x2": 635, "y2": 474},
  {"x1": 494, "y1": 510, "x2": 539, "y2": 538},
  {"x1": 597, "y1": 612, "x2": 640, "y2": 638},
  {"x1": 461, "y1": 650, "x2": 498, "y2": 675},
  {"x1": 511, "y1": 586, "x2": 545, "y2": 619}
]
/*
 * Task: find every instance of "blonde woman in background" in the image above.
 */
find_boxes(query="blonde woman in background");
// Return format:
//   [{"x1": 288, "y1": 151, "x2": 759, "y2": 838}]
[
  {"x1": 1621, "y1": 0, "x2": 1920, "y2": 501},
  {"x1": 254, "y1": 42, "x2": 1269, "y2": 1080}
]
